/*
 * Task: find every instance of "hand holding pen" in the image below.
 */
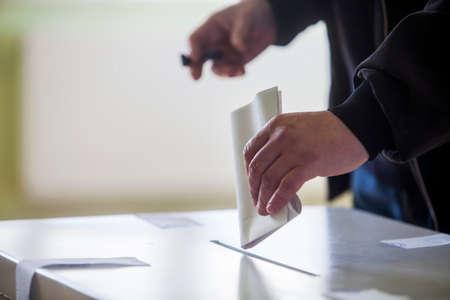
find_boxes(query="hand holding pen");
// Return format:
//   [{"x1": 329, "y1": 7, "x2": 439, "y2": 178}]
[{"x1": 182, "y1": 0, "x2": 277, "y2": 80}]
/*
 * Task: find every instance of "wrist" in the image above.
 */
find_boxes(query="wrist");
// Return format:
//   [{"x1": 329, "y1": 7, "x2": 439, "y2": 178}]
[{"x1": 329, "y1": 81, "x2": 395, "y2": 160}]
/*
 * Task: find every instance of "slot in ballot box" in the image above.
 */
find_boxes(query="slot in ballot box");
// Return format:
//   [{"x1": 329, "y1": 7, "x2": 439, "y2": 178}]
[{"x1": 0, "y1": 207, "x2": 449, "y2": 300}]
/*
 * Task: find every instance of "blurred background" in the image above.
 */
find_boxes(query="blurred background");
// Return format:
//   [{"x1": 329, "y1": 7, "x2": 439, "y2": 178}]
[{"x1": 0, "y1": 0, "x2": 349, "y2": 220}]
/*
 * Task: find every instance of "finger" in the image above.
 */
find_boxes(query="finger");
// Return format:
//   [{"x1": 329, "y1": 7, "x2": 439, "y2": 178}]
[
  {"x1": 189, "y1": 18, "x2": 223, "y2": 80},
  {"x1": 266, "y1": 167, "x2": 307, "y2": 215},
  {"x1": 210, "y1": 42, "x2": 245, "y2": 76},
  {"x1": 243, "y1": 127, "x2": 271, "y2": 175},
  {"x1": 230, "y1": 67, "x2": 245, "y2": 77},
  {"x1": 248, "y1": 135, "x2": 283, "y2": 206},
  {"x1": 211, "y1": 62, "x2": 245, "y2": 77},
  {"x1": 230, "y1": 16, "x2": 249, "y2": 53},
  {"x1": 256, "y1": 155, "x2": 297, "y2": 215},
  {"x1": 188, "y1": 32, "x2": 206, "y2": 80},
  {"x1": 190, "y1": 63, "x2": 203, "y2": 80}
]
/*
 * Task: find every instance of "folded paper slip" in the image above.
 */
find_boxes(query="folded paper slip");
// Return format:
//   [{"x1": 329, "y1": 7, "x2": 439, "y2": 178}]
[
  {"x1": 16, "y1": 257, "x2": 149, "y2": 300},
  {"x1": 230, "y1": 87, "x2": 302, "y2": 249}
]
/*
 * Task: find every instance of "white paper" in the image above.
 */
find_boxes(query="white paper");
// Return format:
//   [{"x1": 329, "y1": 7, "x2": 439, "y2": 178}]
[
  {"x1": 136, "y1": 214, "x2": 201, "y2": 229},
  {"x1": 230, "y1": 87, "x2": 301, "y2": 249},
  {"x1": 16, "y1": 257, "x2": 149, "y2": 300},
  {"x1": 211, "y1": 240, "x2": 318, "y2": 277},
  {"x1": 380, "y1": 233, "x2": 450, "y2": 249},
  {"x1": 326, "y1": 289, "x2": 410, "y2": 300}
]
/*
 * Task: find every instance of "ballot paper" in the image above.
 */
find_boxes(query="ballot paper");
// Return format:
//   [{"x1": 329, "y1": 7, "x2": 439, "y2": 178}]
[
  {"x1": 230, "y1": 87, "x2": 301, "y2": 249},
  {"x1": 326, "y1": 289, "x2": 410, "y2": 300},
  {"x1": 16, "y1": 257, "x2": 149, "y2": 300},
  {"x1": 380, "y1": 233, "x2": 450, "y2": 249}
]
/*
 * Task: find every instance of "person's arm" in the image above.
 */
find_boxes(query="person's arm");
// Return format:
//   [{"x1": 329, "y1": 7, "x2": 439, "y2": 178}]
[
  {"x1": 267, "y1": 0, "x2": 328, "y2": 45},
  {"x1": 331, "y1": 0, "x2": 450, "y2": 161},
  {"x1": 244, "y1": 0, "x2": 450, "y2": 216}
]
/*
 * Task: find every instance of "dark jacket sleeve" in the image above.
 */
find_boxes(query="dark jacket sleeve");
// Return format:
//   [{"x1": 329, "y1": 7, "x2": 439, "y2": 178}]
[
  {"x1": 266, "y1": 0, "x2": 328, "y2": 45},
  {"x1": 330, "y1": 81, "x2": 395, "y2": 160},
  {"x1": 332, "y1": 0, "x2": 450, "y2": 161}
]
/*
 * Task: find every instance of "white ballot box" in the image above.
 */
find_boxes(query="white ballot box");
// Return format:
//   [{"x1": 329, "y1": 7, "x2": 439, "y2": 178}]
[{"x1": 0, "y1": 207, "x2": 449, "y2": 300}]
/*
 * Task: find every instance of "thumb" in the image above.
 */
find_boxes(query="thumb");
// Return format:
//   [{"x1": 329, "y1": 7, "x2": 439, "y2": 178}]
[{"x1": 230, "y1": 17, "x2": 249, "y2": 53}]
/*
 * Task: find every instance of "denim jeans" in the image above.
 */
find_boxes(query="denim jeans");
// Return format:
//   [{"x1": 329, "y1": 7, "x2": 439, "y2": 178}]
[{"x1": 351, "y1": 160, "x2": 433, "y2": 230}]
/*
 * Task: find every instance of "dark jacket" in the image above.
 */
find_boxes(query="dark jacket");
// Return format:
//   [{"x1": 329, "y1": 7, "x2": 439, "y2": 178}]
[{"x1": 267, "y1": 0, "x2": 450, "y2": 232}]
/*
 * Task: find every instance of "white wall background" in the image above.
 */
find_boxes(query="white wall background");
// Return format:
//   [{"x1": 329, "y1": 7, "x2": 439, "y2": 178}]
[{"x1": 20, "y1": 1, "x2": 330, "y2": 203}]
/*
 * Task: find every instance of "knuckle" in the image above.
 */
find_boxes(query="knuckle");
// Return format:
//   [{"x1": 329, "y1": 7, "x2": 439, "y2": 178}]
[
  {"x1": 274, "y1": 126, "x2": 289, "y2": 140},
  {"x1": 188, "y1": 33, "x2": 198, "y2": 46},
  {"x1": 273, "y1": 114, "x2": 283, "y2": 123},
  {"x1": 268, "y1": 115, "x2": 282, "y2": 128},
  {"x1": 267, "y1": 116, "x2": 290, "y2": 136},
  {"x1": 243, "y1": 140, "x2": 251, "y2": 154},
  {"x1": 275, "y1": 113, "x2": 290, "y2": 124},
  {"x1": 248, "y1": 160, "x2": 261, "y2": 176},
  {"x1": 207, "y1": 13, "x2": 219, "y2": 23},
  {"x1": 243, "y1": 142, "x2": 253, "y2": 161}
]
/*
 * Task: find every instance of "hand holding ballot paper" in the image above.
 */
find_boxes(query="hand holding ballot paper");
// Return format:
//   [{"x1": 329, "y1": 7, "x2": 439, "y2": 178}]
[
  {"x1": 232, "y1": 87, "x2": 369, "y2": 248},
  {"x1": 231, "y1": 87, "x2": 301, "y2": 248}
]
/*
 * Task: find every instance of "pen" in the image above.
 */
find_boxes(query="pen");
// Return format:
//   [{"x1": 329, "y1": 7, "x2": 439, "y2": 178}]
[{"x1": 181, "y1": 50, "x2": 223, "y2": 66}]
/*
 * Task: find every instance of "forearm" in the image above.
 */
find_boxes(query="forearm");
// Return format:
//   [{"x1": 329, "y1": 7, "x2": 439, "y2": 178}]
[{"x1": 330, "y1": 1, "x2": 450, "y2": 161}]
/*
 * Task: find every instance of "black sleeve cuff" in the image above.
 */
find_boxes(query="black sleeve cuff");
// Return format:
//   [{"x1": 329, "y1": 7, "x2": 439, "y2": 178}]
[{"x1": 329, "y1": 80, "x2": 394, "y2": 160}]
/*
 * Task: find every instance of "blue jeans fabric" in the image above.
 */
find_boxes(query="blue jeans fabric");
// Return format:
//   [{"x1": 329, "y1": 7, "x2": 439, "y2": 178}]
[{"x1": 351, "y1": 159, "x2": 433, "y2": 230}]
